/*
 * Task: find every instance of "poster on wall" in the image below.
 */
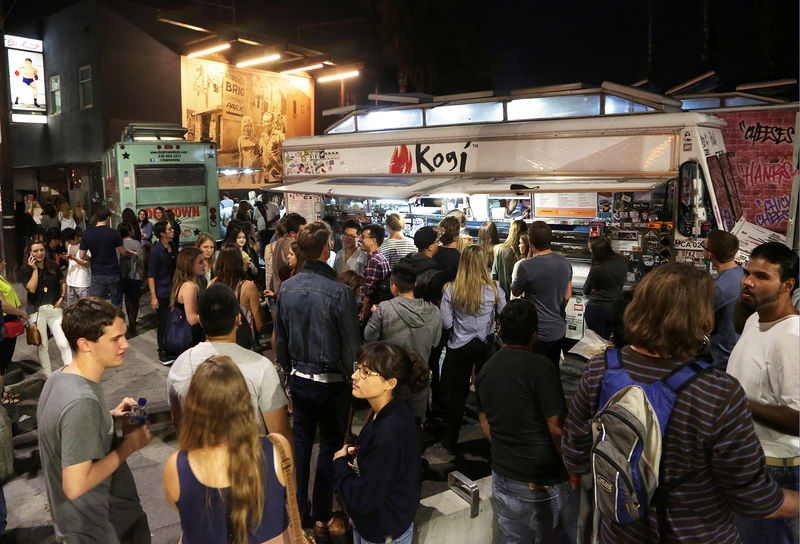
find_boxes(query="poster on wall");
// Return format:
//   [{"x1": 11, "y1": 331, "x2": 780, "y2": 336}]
[
  {"x1": 286, "y1": 192, "x2": 321, "y2": 223},
  {"x1": 180, "y1": 57, "x2": 314, "y2": 191},
  {"x1": 5, "y1": 35, "x2": 46, "y2": 124},
  {"x1": 534, "y1": 192, "x2": 597, "y2": 218}
]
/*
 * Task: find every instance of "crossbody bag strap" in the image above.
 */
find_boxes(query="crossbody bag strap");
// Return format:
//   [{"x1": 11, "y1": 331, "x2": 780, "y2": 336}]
[{"x1": 266, "y1": 433, "x2": 305, "y2": 544}]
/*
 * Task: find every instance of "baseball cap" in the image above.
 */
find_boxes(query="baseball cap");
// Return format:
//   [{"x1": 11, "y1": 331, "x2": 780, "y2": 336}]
[{"x1": 414, "y1": 226, "x2": 442, "y2": 250}]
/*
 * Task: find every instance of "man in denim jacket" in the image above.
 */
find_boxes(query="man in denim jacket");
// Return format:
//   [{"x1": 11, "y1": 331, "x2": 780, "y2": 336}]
[{"x1": 275, "y1": 220, "x2": 361, "y2": 538}]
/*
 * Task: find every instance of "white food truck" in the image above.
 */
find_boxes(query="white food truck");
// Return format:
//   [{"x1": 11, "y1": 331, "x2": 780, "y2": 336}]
[{"x1": 276, "y1": 83, "x2": 743, "y2": 339}]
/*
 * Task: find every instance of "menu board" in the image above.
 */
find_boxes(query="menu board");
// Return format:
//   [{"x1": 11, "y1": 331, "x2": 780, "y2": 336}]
[
  {"x1": 534, "y1": 192, "x2": 597, "y2": 218},
  {"x1": 286, "y1": 192, "x2": 320, "y2": 223}
]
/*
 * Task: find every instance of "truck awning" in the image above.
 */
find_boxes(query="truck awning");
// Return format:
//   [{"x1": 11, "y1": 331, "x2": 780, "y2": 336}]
[{"x1": 273, "y1": 176, "x2": 674, "y2": 199}]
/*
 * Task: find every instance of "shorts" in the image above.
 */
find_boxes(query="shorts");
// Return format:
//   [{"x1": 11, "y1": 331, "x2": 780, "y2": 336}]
[{"x1": 22, "y1": 77, "x2": 33, "y2": 86}]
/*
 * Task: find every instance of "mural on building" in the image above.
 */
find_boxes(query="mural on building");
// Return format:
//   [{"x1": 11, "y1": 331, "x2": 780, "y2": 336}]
[
  {"x1": 717, "y1": 109, "x2": 798, "y2": 234},
  {"x1": 180, "y1": 57, "x2": 313, "y2": 190}
]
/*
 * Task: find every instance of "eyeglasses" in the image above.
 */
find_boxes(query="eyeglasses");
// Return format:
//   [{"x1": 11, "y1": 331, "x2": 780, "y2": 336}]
[
  {"x1": 343, "y1": 233, "x2": 358, "y2": 239},
  {"x1": 353, "y1": 362, "x2": 382, "y2": 380},
  {"x1": 361, "y1": 235, "x2": 375, "y2": 240}
]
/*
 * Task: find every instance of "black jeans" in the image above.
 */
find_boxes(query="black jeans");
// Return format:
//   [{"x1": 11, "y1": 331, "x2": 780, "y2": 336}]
[
  {"x1": 533, "y1": 337, "x2": 565, "y2": 372},
  {"x1": 290, "y1": 375, "x2": 351, "y2": 522},
  {"x1": 584, "y1": 303, "x2": 614, "y2": 340},
  {"x1": 440, "y1": 337, "x2": 491, "y2": 445},
  {"x1": 156, "y1": 297, "x2": 170, "y2": 352},
  {"x1": 426, "y1": 329, "x2": 448, "y2": 421}
]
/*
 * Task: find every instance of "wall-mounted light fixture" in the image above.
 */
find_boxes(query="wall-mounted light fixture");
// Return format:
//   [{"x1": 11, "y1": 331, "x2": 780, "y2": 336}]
[
  {"x1": 187, "y1": 43, "x2": 230, "y2": 58},
  {"x1": 236, "y1": 53, "x2": 281, "y2": 68},
  {"x1": 317, "y1": 70, "x2": 359, "y2": 83},
  {"x1": 281, "y1": 63, "x2": 324, "y2": 75}
]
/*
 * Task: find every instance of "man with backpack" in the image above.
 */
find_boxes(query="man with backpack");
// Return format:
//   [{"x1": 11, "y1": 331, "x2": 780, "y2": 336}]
[
  {"x1": 476, "y1": 299, "x2": 576, "y2": 543},
  {"x1": 562, "y1": 263, "x2": 797, "y2": 543}
]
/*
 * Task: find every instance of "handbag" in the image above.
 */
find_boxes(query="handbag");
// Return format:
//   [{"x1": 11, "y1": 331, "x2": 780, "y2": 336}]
[
  {"x1": 267, "y1": 433, "x2": 316, "y2": 544},
  {"x1": 26, "y1": 315, "x2": 42, "y2": 346},
  {"x1": 163, "y1": 305, "x2": 193, "y2": 355},
  {"x1": 4, "y1": 318, "x2": 24, "y2": 338}
]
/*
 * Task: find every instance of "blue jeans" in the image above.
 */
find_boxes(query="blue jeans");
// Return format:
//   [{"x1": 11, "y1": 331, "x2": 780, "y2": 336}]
[
  {"x1": 352, "y1": 521, "x2": 413, "y2": 544},
  {"x1": 492, "y1": 471, "x2": 577, "y2": 544},
  {"x1": 290, "y1": 375, "x2": 351, "y2": 522},
  {"x1": 90, "y1": 274, "x2": 123, "y2": 308},
  {"x1": 736, "y1": 464, "x2": 798, "y2": 544},
  {"x1": 584, "y1": 303, "x2": 614, "y2": 340}
]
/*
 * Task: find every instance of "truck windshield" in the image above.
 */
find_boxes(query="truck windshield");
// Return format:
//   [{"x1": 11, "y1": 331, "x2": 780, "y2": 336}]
[{"x1": 707, "y1": 153, "x2": 742, "y2": 231}]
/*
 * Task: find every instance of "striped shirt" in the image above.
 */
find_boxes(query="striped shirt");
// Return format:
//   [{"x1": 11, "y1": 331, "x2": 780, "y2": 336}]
[
  {"x1": 562, "y1": 346, "x2": 783, "y2": 544},
  {"x1": 380, "y1": 237, "x2": 417, "y2": 268},
  {"x1": 362, "y1": 250, "x2": 390, "y2": 298}
]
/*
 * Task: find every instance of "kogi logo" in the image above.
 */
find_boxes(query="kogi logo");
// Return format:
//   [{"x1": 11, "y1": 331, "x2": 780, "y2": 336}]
[{"x1": 415, "y1": 142, "x2": 470, "y2": 173}]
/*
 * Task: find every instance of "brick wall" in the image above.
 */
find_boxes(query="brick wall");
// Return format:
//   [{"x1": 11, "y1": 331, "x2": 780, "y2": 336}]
[{"x1": 716, "y1": 108, "x2": 797, "y2": 234}]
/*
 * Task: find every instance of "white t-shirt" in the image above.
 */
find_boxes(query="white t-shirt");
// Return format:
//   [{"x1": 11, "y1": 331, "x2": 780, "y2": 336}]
[
  {"x1": 66, "y1": 243, "x2": 90, "y2": 288},
  {"x1": 167, "y1": 341, "x2": 288, "y2": 434},
  {"x1": 727, "y1": 312, "x2": 800, "y2": 458}
]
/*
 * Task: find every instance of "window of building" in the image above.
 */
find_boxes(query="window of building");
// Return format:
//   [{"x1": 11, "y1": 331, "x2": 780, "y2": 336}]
[
  {"x1": 78, "y1": 65, "x2": 92, "y2": 108},
  {"x1": 49, "y1": 74, "x2": 61, "y2": 115}
]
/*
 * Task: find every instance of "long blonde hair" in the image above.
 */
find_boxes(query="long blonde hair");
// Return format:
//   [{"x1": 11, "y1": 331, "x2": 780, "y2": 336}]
[
  {"x1": 60, "y1": 202, "x2": 73, "y2": 220},
  {"x1": 73, "y1": 202, "x2": 85, "y2": 224},
  {"x1": 501, "y1": 219, "x2": 526, "y2": 260},
  {"x1": 170, "y1": 247, "x2": 205, "y2": 310},
  {"x1": 179, "y1": 355, "x2": 265, "y2": 544},
  {"x1": 445, "y1": 245, "x2": 499, "y2": 314}
]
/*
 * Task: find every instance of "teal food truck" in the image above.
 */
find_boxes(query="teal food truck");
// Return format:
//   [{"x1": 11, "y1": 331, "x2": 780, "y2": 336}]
[{"x1": 100, "y1": 123, "x2": 221, "y2": 243}]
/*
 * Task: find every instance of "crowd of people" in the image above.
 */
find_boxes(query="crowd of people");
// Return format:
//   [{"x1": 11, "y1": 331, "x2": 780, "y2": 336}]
[{"x1": 1, "y1": 197, "x2": 796, "y2": 544}]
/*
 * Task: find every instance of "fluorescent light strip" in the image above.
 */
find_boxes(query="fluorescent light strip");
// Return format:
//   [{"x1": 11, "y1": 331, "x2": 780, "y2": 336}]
[
  {"x1": 236, "y1": 54, "x2": 281, "y2": 68},
  {"x1": 157, "y1": 17, "x2": 212, "y2": 33},
  {"x1": 317, "y1": 70, "x2": 359, "y2": 83},
  {"x1": 280, "y1": 63, "x2": 323, "y2": 75},
  {"x1": 187, "y1": 43, "x2": 230, "y2": 58}
]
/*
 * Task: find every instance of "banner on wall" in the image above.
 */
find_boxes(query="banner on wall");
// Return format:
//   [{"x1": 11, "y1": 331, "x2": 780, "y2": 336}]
[
  {"x1": 5, "y1": 35, "x2": 46, "y2": 124},
  {"x1": 180, "y1": 57, "x2": 313, "y2": 191}
]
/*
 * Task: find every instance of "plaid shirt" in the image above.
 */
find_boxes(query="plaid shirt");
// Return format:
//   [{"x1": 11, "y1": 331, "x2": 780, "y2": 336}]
[{"x1": 362, "y1": 249, "x2": 390, "y2": 298}]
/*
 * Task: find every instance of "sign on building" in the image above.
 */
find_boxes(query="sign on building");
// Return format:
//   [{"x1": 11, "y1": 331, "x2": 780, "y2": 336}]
[{"x1": 4, "y1": 34, "x2": 46, "y2": 124}]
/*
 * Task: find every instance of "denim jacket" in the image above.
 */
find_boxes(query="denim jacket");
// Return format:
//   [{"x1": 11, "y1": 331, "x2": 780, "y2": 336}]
[{"x1": 275, "y1": 260, "x2": 361, "y2": 379}]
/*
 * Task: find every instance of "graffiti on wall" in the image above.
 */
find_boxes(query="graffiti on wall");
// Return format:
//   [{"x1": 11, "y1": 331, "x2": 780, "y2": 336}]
[
  {"x1": 734, "y1": 159, "x2": 795, "y2": 190},
  {"x1": 754, "y1": 194, "x2": 791, "y2": 227},
  {"x1": 738, "y1": 120, "x2": 794, "y2": 145}
]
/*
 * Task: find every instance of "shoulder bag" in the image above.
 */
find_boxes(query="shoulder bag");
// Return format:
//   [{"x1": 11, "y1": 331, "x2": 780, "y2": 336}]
[
  {"x1": 267, "y1": 433, "x2": 316, "y2": 544},
  {"x1": 163, "y1": 304, "x2": 193, "y2": 355},
  {"x1": 26, "y1": 314, "x2": 41, "y2": 346}
]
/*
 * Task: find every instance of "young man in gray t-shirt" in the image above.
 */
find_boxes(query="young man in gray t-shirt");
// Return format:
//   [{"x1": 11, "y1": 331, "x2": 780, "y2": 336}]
[
  {"x1": 511, "y1": 221, "x2": 573, "y2": 367},
  {"x1": 37, "y1": 298, "x2": 151, "y2": 543}
]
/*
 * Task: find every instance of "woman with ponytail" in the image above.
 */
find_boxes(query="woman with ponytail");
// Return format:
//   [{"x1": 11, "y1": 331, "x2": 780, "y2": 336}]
[
  {"x1": 163, "y1": 355, "x2": 290, "y2": 543},
  {"x1": 333, "y1": 342, "x2": 429, "y2": 544}
]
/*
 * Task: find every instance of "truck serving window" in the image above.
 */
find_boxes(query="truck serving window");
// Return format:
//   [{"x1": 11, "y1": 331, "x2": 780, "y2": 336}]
[{"x1": 134, "y1": 165, "x2": 206, "y2": 188}]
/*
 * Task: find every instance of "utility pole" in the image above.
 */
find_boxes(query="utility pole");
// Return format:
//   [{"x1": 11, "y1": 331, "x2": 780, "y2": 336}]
[{"x1": 0, "y1": 13, "x2": 18, "y2": 280}]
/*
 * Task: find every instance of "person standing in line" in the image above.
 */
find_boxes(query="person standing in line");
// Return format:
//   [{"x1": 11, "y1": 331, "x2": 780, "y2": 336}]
[
  {"x1": 727, "y1": 242, "x2": 799, "y2": 544},
  {"x1": 360, "y1": 224, "x2": 391, "y2": 321},
  {"x1": 477, "y1": 221, "x2": 500, "y2": 269},
  {"x1": 275, "y1": 220, "x2": 361, "y2": 542},
  {"x1": 163, "y1": 355, "x2": 290, "y2": 544},
  {"x1": 562, "y1": 263, "x2": 798, "y2": 543},
  {"x1": 118, "y1": 223, "x2": 143, "y2": 337},
  {"x1": 0, "y1": 257, "x2": 27, "y2": 397},
  {"x1": 64, "y1": 229, "x2": 90, "y2": 308},
  {"x1": 137, "y1": 210, "x2": 153, "y2": 248},
  {"x1": 333, "y1": 342, "x2": 426, "y2": 544},
  {"x1": 270, "y1": 213, "x2": 307, "y2": 296},
  {"x1": 583, "y1": 236, "x2": 628, "y2": 340},
  {"x1": 169, "y1": 247, "x2": 207, "y2": 351},
  {"x1": 79, "y1": 206, "x2": 132, "y2": 308},
  {"x1": 435, "y1": 216, "x2": 462, "y2": 283},
  {"x1": 41, "y1": 203, "x2": 60, "y2": 233},
  {"x1": 702, "y1": 230, "x2": 745, "y2": 370},
  {"x1": 147, "y1": 220, "x2": 177, "y2": 363},
  {"x1": 364, "y1": 264, "x2": 441, "y2": 422},
  {"x1": 477, "y1": 299, "x2": 576, "y2": 544},
  {"x1": 167, "y1": 283, "x2": 290, "y2": 442},
  {"x1": 379, "y1": 213, "x2": 417, "y2": 268},
  {"x1": 511, "y1": 221, "x2": 572, "y2": 368},
  {"x1": 334, "y1": 220, "x2": 367, "y2": 275},
  {"x1": 211, "y1": 246, "x2": 265, "y2": 351},
  {"x1": 121, "y1": 208, "x2": 141, "y2": 243},
  {"x1": 439, "y1": 245, "x2": 505, "y2": 454},
  {"x1": 21, "y1": 241, "x2": 72, "y2": 375},
  {"x1": 37, "y1": 298, "x2": 152, "y2": 544},
  {"x1": 73, "y1": 202, "x2": 87, "y2": 232},
  {"x1": 164, "y1": 209, "x2": 180, "y2": 253},
  {"x1": 492, "y1": 219, "x2": 526, "y2": 303},
  {"x1": 59, "y1": 202, "x2": 76, "y2": 231},
  {"x1": 195, "y1": 232, "x2": 217, "y2": 285}
]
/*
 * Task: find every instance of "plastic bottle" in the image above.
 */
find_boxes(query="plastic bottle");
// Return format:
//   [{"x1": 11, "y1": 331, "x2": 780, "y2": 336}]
[{"x1": 130, "y1": 397, "x2": 148, "y2": 425}]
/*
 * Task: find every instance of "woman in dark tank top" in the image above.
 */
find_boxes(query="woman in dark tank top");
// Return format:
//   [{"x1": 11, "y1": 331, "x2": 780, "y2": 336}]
[{"x1": 163, "y1": 355, "x2": 290, "y2": 544}]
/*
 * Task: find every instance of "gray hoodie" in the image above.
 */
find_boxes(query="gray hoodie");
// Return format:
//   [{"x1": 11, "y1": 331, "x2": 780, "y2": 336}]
[{"x1": 364, "y1": 296, "x2": 442, "y2": 361}]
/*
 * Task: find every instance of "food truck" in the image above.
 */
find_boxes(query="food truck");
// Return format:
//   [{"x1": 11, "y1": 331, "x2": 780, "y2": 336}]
[
  {"x1": 100, "y1": 123, "x2": 221, "y2": 243},
  {"x1": 276, "y1": 83, "x2": 743, "y2": 338}
]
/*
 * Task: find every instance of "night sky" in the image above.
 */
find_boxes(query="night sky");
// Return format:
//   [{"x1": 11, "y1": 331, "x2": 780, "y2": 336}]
[{"x1": 3, "y1": 0, "x2": 798, "y2": 98}]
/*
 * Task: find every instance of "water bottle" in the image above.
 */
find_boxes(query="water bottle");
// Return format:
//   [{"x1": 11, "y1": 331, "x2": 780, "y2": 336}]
[{"x1": 130, "y1": 397, "x2": 148, "y2": 425}]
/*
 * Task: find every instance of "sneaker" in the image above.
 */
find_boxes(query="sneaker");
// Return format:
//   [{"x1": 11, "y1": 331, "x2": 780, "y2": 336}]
[{"x1": 158, "y1": 350, "x2": 174, "y2": 365}]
